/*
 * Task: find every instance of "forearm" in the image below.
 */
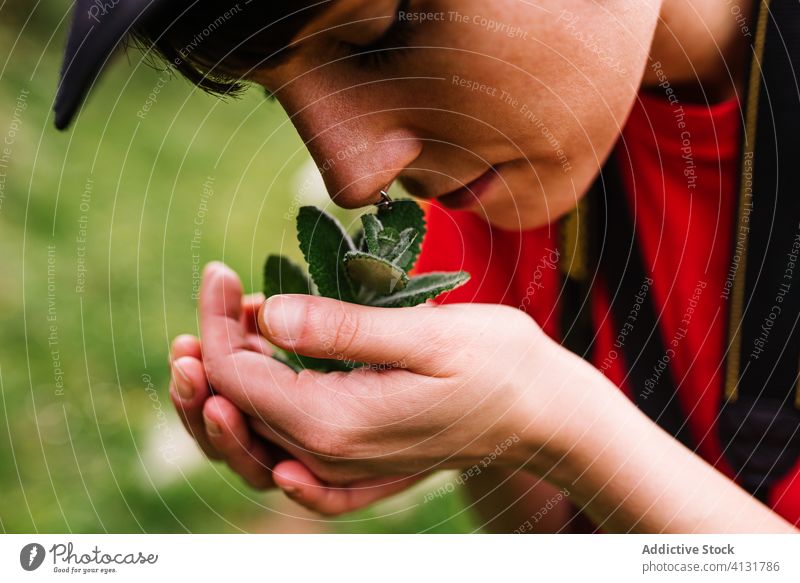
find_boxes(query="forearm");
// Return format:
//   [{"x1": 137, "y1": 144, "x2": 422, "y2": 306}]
[
  {"x1": 464, "y1": 467, "x2": 573, "y2": 533},
  {"x1": 529, "y1": 373, "x2": 798, "y2": 534}
]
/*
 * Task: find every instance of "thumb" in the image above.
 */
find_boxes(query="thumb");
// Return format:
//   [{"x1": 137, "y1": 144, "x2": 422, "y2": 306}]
[{"x1": 258, "y1": 294, "x2": 466, "y2": 374}]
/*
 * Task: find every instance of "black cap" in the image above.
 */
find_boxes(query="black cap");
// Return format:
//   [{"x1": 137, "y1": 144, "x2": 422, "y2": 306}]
[{"x1": 54, "y1": 0, "x2": 169, "y2": 130}]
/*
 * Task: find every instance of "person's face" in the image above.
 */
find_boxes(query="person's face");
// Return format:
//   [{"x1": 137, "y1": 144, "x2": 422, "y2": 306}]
[{"x1": 254, "y1": 0, "x2": 662, "y2": 230}]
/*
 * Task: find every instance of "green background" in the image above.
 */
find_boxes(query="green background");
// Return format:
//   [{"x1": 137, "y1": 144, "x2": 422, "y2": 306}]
[{"x1": 0, "y1": 2, "x2": 477, "y2": 533}]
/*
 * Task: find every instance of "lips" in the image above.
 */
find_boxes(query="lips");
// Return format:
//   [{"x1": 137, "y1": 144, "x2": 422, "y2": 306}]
[{"x1": 436, "y1": 166, "x2": 499, "y2": 210}]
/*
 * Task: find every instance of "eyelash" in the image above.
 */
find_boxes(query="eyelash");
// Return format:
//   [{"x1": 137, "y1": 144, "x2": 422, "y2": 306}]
[
  {"x1": 264, "y1": 0, "x2": 414, "y2": 99},
  {"x1": 348, "y1": 0, "x2": 414, "y2": 67}
]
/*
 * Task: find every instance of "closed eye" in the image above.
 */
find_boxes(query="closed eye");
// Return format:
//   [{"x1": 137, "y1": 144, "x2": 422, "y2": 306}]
[{"x1": 346, "y1": 0, "x2": 414, "y2": 67}]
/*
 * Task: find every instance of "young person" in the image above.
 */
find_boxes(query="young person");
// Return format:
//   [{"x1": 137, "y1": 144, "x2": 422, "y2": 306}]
[{"x1": 56, "y1": 0, "x2": 800, "y2": 532}]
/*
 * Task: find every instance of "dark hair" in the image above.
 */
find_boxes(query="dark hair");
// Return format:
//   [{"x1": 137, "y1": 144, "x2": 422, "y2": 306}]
[{"x1": 132, "y1": 1, "x2": 327, "y2": 95}]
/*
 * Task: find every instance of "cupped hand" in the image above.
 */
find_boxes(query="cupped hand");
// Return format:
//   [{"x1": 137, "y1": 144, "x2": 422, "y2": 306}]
[
  {"x1": 198, "y1": 261, "x2": 585, "y2": 487},
  {"x1": 169, "y1": 277, "x2": 421, "y2": 515},
  {"x1": 168, "y1": 292, "x2": 279, "y2": 489}
]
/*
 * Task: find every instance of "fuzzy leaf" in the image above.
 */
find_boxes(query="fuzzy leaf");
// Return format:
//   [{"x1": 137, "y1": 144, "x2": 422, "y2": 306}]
[
  {"x1": 361, "y1": 214, "x2": 384, "y2": 254},
  {"x1": 384, "y1": 228, "x2": 418, "y2": 266},
  {"x1": 345, "y1": 251, "x2": 409, "y2": 295},
  {"x1": 353, "y1": 228, "x2": 366, "y2": 251},
  {"x1": 369, "y1": 271, "x2": 470, "y2": 307},
  {"x1": 375, "y1": 227, "x2": 401, "y2": 256},
  {"x1": 376, "y1": 199, "x2": 426, "y2": 270},
  {"x1": 263, "y1": 255, "x2": 312, "y2": 299},
  {"x1": 265, "y1": 199, "x2": 468, "y2": 373},
  {"x1": 297, "y1": 206, "x2": 356, "y2": 302}
]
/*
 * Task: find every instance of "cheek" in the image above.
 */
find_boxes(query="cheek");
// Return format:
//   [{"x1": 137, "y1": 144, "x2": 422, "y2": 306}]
[
  {"x1": 446, "y1": 0, "x2": 660, "y2": 157},
  {"x1": 538, "y1": 1, "x2": 661, "y2": 149},
  {"x1": 426, "y1": 1, "x2": 661, "y2": 229}
]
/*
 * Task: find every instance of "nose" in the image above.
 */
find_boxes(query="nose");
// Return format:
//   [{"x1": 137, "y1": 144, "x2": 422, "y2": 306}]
[{"x1": 277, "y1": 74, "x2": 423, "y2": 209}]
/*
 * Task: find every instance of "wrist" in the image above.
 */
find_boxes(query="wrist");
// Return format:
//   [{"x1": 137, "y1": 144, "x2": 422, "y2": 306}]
[{"x1": 511, "y1": 344, "x2": 637, "y2": 480}]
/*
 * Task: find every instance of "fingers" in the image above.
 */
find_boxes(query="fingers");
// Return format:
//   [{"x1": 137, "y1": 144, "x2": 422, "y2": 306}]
[
  {"x1": 169, "y1": 332, "x2": 285, "y2": 488},
  {"x1": 171, "y1": 290, "x2": 266, "y2": 359},
  {"x1": 203, "y1": 396, "x2": 276, "y2": 490},
  {"x1": 243, "y1": 293, "x2": 273, "y2": 355},
  {"x1": 272, "y1": 460, "x2": 423, "y2": 516},
  {"x1": 257, "y1": 294, "x2": 461, "y2": 375},
  {"x1": 200, "y1": 262, "x2": 249, "y2": 361},
  {"x1": 171, "y1": 334, "x2": 202, "y2": 360},
  {"x1": 200, "y1": 262, "x2": 294, "y2": 393},
  {"x1": 242, "y1": 292, "x2": 266, "y2": 336},
  {"x1": 245, "y1": 333, "x2": 273, "y2": 356},
  {"x1": 173, "y1": 295, "x2": 270, "y2": 359},
  {"x1": 169, "y1": 340, "x2": 222, "y2": 460}
]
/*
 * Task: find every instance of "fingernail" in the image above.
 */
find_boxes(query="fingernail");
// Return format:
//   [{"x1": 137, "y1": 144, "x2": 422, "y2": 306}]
[
  {"x1": 282, "y1": 485, "x2": 299, "y2": 498},
  {"x1": 172, "y1": 361, "x2": 194, "y2": 401},
  {"x1": 262, "y1": 296, "x2": 307, "y2": 344},
  {"x1": 204, "y1": 416, "x2": 222, "y2": 437}
]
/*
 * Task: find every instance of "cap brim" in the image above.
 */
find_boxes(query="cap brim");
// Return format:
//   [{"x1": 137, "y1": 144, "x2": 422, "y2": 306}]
[{"x1": 54, "y1": 0, "x2": 168, "y2": 130}]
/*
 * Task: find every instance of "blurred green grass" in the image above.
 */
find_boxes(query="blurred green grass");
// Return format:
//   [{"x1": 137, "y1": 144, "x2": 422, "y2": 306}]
[{"x1": 0, "y1": 5, "x2": 478, "y2": 533}]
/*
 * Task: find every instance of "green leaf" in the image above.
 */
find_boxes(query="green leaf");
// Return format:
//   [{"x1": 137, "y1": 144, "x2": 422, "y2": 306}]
[
  {"x1": 376, "y1": 199, "x2": 426, "y2": 270},
  {"x1": 353, "y1": 228, "x2": 366, "y2": 251},
  {"x1": 384, "y1": 228, "x2": 418, "y2": 266},
  {"x1": 369, "y1": 271, "x2": 470, "y2": 307},
  {"x1": 297, "y1": 206, "x2": 356, "y2": 302},
  {"x1": 263, "y1": 255, "x2": 312, "y2": 299},
  {"x1": 361, "y1": 214, "x2": 383, "y2": 254},
  {"x1": 272, "y1": 349, "x2": 358, "y2": 373},
  {"x1": 344, "y1": 251, "x2": 409, "y2": 295},
  {"x1": 375, "y1": 227, "x2": 401, "y2": 256},
  {"x1": 265, "y1": 199, "x2": 468, "y2": 373}
]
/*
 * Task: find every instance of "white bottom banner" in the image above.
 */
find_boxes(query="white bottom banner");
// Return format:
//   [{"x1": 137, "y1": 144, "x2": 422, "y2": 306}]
[{"x1": 1, "y1": 535, "x2": 797, "y2": 582}]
